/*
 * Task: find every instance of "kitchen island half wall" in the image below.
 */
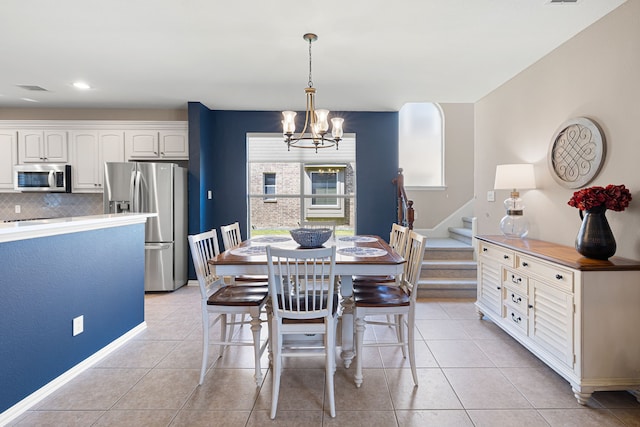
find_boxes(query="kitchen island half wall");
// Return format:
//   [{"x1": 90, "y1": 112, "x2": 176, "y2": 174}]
[{"x1": 0, "y1": 214, "x2": 153, "y2": 422}]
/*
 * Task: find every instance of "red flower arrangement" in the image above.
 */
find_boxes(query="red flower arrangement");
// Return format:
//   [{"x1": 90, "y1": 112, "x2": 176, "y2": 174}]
[{"x1": 568, "y1": 184, "x2": 632, "y2": 212}]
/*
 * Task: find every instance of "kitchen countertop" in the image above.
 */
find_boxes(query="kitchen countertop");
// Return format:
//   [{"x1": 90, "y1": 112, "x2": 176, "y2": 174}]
[{"x1": 0, "y1": 213, "x2": 157, "y2": 243}]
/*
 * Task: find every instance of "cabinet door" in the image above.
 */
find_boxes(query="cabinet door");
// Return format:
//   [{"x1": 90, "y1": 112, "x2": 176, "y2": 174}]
[
  {"x1": 98, "y1": 131, "x2": 125, "y2": 188},
  {"x1": 477, "y1": 257, "x2": 503, "y2": 316},
  {"x1": 18, "y1": 131, "x2": 45, "y2": 162},
  {"x1": 70, "y1": 131, "x2": 99, "y2": 192},
  {"x1": 44, "y1": 131, "x2": 68, "y2": 162},
  {"x1": 529, "y1": 279, "x2": 574, "y2": 368},
  {"x1": 19, "y1": 130, "x2": 68, "y2": 163},
  {"x1": 159, "y1": 130, "x2": 188, "y2": 159},
  {"x1": 125, "y1": 131, "x2": 159, "y2": 159},
  {"x1": 0, "y1": 131, "x2": 18, "y2": 190}
]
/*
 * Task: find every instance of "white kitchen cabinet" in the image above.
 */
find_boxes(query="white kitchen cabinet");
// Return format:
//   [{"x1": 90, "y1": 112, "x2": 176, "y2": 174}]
[
  {"x1": 70, "y1": 131, "x2": 124, "y2": 192},
  {"x1": 476, "y1": 235, "x2": 640, "y2": 405},
  {"x1": 0, "y1": 130, "x2": 18, "y2": 190},
  {"x1": 18, "y1": 130, "x2": 68, "y2": 163},
  {"x1": 125, "y1": 129, "x2": 188, "y2": 160}
]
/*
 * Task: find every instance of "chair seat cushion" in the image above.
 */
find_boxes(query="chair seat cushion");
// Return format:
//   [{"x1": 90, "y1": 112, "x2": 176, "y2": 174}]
[
  {"x1": 354, "y1": 286, "x2": 410, "y2": 307},
  {"x1": 352, "y1": 275, "x2": 395, "y2": 283},
  {"x1": 207, "y1": 286, "x2": 268, "y2": 306}
]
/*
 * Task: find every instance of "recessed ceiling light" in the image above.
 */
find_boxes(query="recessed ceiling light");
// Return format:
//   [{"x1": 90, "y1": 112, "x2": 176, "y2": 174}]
[{"x1": 73, "y1": 82, "x2": 91, "y2": 90}]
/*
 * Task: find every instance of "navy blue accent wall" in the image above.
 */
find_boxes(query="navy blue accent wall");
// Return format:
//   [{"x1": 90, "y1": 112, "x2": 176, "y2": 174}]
[
  {"x1": 0, "y1": 224, "x2": 145, "y2": 413},
  {"x1": 187, "y1": 103, "x2": 399, "y2": 267}
]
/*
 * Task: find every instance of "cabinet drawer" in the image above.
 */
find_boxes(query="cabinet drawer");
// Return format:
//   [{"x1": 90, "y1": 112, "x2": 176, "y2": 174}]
[
  {"x1": 516, "y1": 254, "x2": 573, "y2": 292},
  {"x1": 479, "y1": 242, "x2": 516, "y2": 267},
  {"x1": 504, "y1": 285, "x2": 528, "y2": 312},
  {"x1": 503, "y1": 305, "x2": 528, "y2": 335},
  {"x1": 503, "y1": 267, "x2": 527, "y2": 293}
]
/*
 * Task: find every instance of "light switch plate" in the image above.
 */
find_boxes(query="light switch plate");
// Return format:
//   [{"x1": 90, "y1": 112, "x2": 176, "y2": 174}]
[
  {"x1": 73, "y1": 315, "x2": 84, "y2": 336},
  {"x1": 487, "y1": 191, "x2": 495, "y2": 202}
]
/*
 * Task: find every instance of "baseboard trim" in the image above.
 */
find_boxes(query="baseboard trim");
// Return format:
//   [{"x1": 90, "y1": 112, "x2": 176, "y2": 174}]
[{"x1": 0, "y1": 322, "x2": 147, "y2": 426}]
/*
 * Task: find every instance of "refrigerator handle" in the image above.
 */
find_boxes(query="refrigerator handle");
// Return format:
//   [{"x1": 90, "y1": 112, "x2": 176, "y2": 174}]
[
  {"x1": 132, "y1": 170, "x2": 142, "y2": 212},
  {"x1": 145, "y1": 243, "x2": 172, "y2": 250},
  {"x1": 129, "y1": 170, "x2": 137, "y2": 212}
]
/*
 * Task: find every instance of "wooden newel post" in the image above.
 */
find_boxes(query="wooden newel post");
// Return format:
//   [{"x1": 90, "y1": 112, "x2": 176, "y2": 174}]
[
  {"x1": 407, "y1": 200, "x2": 414, "y2": 230},
  {"x1": 392, "y1": 168, "x2": 414, "y2": 229}
]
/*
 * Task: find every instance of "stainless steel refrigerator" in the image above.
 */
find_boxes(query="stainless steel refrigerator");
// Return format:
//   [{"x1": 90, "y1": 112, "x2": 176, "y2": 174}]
[{"x1": 103, "y1": 162, "x2": 187, "y2": 291}]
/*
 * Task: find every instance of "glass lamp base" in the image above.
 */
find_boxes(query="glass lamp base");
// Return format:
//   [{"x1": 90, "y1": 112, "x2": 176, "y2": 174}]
[{"x1": 500, "y1": 215, "x2": 529, "y2": 239}]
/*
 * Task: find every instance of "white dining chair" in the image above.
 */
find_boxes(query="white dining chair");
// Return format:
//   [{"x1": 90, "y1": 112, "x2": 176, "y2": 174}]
[
  {"x1": 266, "y1": 245, "x2": 338, "y2": 419},
  {"x1": 353, "y1": 222, "x2": 408, "y2": 283},
  {"x1": 188, "y1": 229, "x2": 269, "y2": 386},
  {"x1": 353, "y1": 230, "x2": 427, "y2": 388}
]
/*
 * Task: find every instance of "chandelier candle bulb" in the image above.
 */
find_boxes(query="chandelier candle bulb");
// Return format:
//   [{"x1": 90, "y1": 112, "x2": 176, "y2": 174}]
[{"x1": 331, "y1": 118, "x2": 344, "y2": 139}]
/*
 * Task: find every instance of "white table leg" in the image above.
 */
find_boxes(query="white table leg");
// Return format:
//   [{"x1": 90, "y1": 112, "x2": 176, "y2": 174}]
[{"x1": 340, "y1": 274, "x2": 355, "y2": 368}]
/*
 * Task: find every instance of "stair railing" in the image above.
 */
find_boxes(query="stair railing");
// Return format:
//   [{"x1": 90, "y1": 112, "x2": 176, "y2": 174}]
[{"x1": 392, "y1": 168, "x2": 414, "y2": 230}]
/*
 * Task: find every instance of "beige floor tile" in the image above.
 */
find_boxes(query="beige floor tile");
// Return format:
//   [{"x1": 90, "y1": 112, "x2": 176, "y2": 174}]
[
  {"x1": 12, "y1": 410, "x2": 104, "y2": 426},
  {"x1": 501, "y1": 367, "x2": 602, "y2": 409},
  {"x1": 324, "y1": 410, "x2": 399, "y2": 426},
  {"x1": 415, "y1": 319, "x2": 471, "y2": 340},
  {"x1": 379, "y1": 339, "x2": 439, "y2": 368},
  {"x1": 538, "y1": 408, "x2": 626, "y2": 426},
  {"x1": 135, "y1": 318, "x2": 199, "y2": 341},
  {"x1": 255, "y1": 368, "x2": 326, "y2": 412},
  {"x1": 96, "y1": 339, "x2": 179, "y2": 368},
  {"x1": 386, "y1": 368, "x2": 464, "y2": 410},
  {"x1": 170, "y1": 409, "x2": 251, "y2": 427},
  {"x1": 93, "y1": 409, "x2": 177, "y2": 426},
  {"x1": 438, "y1": 300, "x2": 479, "y2": 319},
  {"x1": 35, "y1": 368, "x2": 148, "y2": 410},
  {"x1": 332, "y1": 368, "x2": 394, "y2": 411},
  {"x1": 395, "y1": 410, "x2": 474, "y2": 427},
  {"x1": 466, "y1": 409, "x2": 550, "y2": 426},
  {"x1": 113, "y1": 368, "x2": 199, "y2": 410},
  {"x1": 413, "y1": 301, "x2": 452, "y2": 320},
  {"x1": 154, "y1": 338, "x2": 214, "y2": 370},
  {"x1": 475, "y1": 339, "x2": 548, "y2": 368},
  {"x1": 185, "y1": 368, "x2": 263, "y2": 411},
  {"x1": 609, "y1": 408, "x2": 640, "y2": 426},
  {"x1": 457, "y1": 318, "x2": 514, "y2": 340},
  {"x1": 443, "y1": 367, "x2": 532, "y2": 409},
  {"x1": 427, "y1": 339, "x2": 495, "y2": 367},
  {"x1": 246, "y1": 409, "x2": 323, "y2": 426}
]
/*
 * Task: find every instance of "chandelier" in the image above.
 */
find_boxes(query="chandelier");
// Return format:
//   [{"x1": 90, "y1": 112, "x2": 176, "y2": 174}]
[{"x1": 282, "y1": 33, "x2": 344, "y2": 152}]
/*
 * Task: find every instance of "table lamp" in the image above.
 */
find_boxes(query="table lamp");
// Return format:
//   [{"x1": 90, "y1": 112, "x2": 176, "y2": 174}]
[{"x1": 494, "y1": 164, "x2": 536, "y2": 238}]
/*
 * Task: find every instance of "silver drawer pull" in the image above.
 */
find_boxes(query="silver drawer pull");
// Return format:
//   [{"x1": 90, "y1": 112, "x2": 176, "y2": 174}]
[
  {"x1": 511, "y1": 293, "x2": 522, "y2": 304},
  {"x1": 555, "y1": 274, "x2": 563, "y2": 280},
  {"x1": 511, "y1": 313, "x2": 522, "y2": 323}
]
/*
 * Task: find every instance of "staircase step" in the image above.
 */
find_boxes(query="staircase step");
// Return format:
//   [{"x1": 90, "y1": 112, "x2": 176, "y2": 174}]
[
  {"x1": 448, "y1": 227, "x2": 473, "y2": 245},
  {"x1": 425, "y1": 238, "x2": 474, "y2": 261},
  {"x1": 462, "y1": 216, "x2": 474, "y2": 230},
  {"x1": 417, "y1": 278, "x2": 477, "y2": 299},
  {"x1": 422, "y1": 260, "x2": 477, "y2": 279}
]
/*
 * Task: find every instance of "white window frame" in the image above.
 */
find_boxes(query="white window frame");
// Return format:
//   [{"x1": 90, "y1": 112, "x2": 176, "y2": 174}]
[
  {"x1": 263, "y1": 172, "x2": 276, "y2": 202},
  {"x1": 304, "y1": 164, "x2": 345, "y2": 219}
]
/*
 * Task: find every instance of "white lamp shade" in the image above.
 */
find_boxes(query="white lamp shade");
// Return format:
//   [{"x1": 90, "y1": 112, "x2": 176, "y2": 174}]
[{"x1": 494, "y1": 164, "x2": 536, "y2": 190}]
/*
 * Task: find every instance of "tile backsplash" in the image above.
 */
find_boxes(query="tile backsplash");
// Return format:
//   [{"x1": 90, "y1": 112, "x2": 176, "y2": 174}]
[{"x1": 0, "y1": 193, "x2": 103, "y2": 221}]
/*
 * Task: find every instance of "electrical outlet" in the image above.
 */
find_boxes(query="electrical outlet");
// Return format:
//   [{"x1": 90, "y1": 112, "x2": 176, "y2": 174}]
[
  {"x1": 487, "y1": 191, "x2": 495, "y2": 202},
  {"x1": 207, "y1": 190, "x2": 212, "y2": 200},
  {"x1": 73, "y1": 315, "x2": 84, "y2": 336},
  {"x1": 15, "y1": 205, "x2": 21, "y2": 214}
]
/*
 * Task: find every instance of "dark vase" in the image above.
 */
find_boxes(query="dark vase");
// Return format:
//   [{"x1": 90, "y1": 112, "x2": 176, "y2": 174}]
[{"x1": 575, "y1": 206, "x2": 617, "y2": 260}]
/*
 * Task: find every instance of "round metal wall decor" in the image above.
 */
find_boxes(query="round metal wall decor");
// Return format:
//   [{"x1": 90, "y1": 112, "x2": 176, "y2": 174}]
[{"x1": 547, "y1": 117, "x2": 605, "y2": 189}]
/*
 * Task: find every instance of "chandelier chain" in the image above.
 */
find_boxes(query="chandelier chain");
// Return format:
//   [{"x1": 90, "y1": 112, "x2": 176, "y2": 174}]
[{"x1": 308, "y1": 37, "x2": 313, "y2": 88}]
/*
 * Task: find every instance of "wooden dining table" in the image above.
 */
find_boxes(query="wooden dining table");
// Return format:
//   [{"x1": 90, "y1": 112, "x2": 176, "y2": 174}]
[{"x1": 207, "y1": 234, "x2": 405, "y2": 368}]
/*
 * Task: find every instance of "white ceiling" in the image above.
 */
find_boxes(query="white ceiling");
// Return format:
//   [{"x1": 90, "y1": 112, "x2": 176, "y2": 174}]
[{"x1": 0, "y1": 0, "x2": 626, "y2": 111}]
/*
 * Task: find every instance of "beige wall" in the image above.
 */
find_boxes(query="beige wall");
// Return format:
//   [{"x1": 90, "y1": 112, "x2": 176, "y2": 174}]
[
  {"x1": 474, "y1": 0, "x2": 640, "y2": 259},
  {"x1": 407, "y1": 102, "x2": 475, "y2": 229},
  {"x1": 0, "y1": 107, "x2": 187, "y2": 121}
]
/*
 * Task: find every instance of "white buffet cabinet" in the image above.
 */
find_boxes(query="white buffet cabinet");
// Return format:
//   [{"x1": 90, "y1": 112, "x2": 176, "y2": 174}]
[{"x1": 475, "y1": 235, "x2": 640, "y2": 404}]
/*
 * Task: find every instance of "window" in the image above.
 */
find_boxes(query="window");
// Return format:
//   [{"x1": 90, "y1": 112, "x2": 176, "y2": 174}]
[
  {"x1": 310, "y1": 171, "x2": 338, "y2": 206},
  {"x1": 399, "y1": 102, "x2": 444, "y2": 187},
  {"x1": 263, "y1": 172, "x2": 276, "y2": 202},
  {"x1": 304, "y1": 165, "x2": 345, "y2": 218}
]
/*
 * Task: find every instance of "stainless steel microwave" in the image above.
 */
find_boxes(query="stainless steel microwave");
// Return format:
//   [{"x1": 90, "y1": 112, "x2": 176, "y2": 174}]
[{"x1": 14, "y1": 164, "x2": 72, "y2": 192}]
